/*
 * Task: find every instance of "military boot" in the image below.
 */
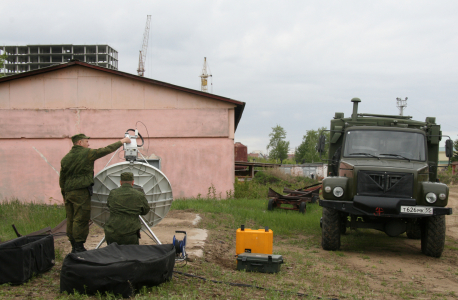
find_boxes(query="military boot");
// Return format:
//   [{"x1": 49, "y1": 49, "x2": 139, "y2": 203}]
[
  {"x1": 74, "y1": 242, "x2": 87, "y2": 253},
  {"x1": 69, "y1": 239, "x2": 76, "y2": 253}
]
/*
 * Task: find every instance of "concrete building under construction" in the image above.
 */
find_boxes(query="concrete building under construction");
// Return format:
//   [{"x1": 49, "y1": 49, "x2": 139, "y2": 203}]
[{"x1": 1, "y1": 44, "x2": 118, "y2": 75}]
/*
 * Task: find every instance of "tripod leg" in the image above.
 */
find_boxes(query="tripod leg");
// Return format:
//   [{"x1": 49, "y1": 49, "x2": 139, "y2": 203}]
[
  {"x1": 139, "y1": 216, "x2": 161, "y2": 245},
  {"x1": 95, "y1": 236, "x2": 106, "y2": 249}
]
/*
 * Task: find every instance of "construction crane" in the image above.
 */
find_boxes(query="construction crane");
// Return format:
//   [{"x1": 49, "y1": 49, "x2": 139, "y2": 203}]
[
  {"x1": 137, "y1": 15, "x2": 151, "y2": 77},
  {"x1": 199, "y1": 57, "x2": 212, "y2": 93}
]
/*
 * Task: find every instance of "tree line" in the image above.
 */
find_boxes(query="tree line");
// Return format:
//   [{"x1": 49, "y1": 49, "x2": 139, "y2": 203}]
[{"x1": 263, "y1": 125, "x2": 329, "y2": 164}]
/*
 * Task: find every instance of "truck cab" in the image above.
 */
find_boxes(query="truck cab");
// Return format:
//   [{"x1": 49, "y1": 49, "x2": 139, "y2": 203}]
[{"x1": 318, "y1": 98, "x2": 453, "y2": 257}]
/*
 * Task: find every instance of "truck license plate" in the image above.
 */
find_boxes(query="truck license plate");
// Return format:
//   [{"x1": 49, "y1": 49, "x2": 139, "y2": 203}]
[{"x1": 400, "y1": 206, "x2": 433, "y2": 215}]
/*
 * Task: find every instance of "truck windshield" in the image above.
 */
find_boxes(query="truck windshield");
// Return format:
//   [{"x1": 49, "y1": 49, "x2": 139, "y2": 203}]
[{"x1": 343, "y1": 130, "x2": 426, "y2": 161}]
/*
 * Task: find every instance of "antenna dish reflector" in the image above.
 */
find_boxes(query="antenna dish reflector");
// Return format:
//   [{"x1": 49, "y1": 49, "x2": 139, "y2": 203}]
[{"x1": 90, "y1": 162, "x2": 173, "y2": 230}]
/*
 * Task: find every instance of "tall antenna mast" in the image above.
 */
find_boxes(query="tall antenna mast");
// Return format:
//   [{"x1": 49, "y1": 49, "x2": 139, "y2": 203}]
[
  {"x1": 199, "y1": 57, "x2": 212, "y2": 93},
  {"x1": 396, "y1": 97, "x2": 408, "y2": 116},
  {"x1": 137, "y1": 15, "x2": 151, "y2": 77}
]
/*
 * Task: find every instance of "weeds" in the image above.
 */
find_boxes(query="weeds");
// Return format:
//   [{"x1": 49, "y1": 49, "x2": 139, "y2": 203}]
[
  {"x1": 438, "y1": 166, "x2": 458, "y2": 184},
  {"x1": 207, "y1": 184, "x2": 217, "y2": 199},
  {"x1": 0, "y1": 199, "x2": 65, "y2": 242}
]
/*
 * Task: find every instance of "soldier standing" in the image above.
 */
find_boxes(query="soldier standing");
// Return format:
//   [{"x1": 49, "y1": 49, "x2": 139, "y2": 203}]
[
  {"x1": 104, "y1": 172, "x2": 150, "y2": 245},
  {"x1": 59, "y1": 134, "x2": 131, "y2": 253}
]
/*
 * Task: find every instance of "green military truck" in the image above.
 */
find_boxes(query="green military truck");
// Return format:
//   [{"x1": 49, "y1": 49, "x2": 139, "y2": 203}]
[{"x1": 317, "y1": 98, "x2": 453, "y2": 257}]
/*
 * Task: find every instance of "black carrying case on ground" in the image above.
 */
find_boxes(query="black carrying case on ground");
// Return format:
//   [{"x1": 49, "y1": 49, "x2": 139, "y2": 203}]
[
  {"x1": 237, "y1": 253, "x2": 283, "y2": 273},
  {"x1": 60, "y1": 243, "x2": 175, "y2": 298},
  {"x1": 0, "y1": 234, "x2": 55, "y2": 284}
]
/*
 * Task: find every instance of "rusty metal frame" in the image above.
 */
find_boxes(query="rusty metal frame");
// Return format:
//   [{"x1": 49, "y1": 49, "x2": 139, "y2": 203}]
[{"x1": 268, "y1": 183, "x2": 322, "y2": 213}]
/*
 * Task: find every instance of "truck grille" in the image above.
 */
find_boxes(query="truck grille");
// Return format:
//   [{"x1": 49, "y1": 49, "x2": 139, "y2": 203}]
[{"x1": 357, "y1": 171, "x2": 413, "y2": 198}]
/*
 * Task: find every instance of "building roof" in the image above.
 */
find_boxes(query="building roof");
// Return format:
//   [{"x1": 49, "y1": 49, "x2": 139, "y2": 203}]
[{"x1": 0, "y1": 60, "x2": 246, "y2": 130}]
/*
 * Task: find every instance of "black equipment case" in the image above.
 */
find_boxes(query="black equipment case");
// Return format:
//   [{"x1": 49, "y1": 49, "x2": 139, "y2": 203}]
[
  {"x1": 0, "y1": 234, "x2": 55, "y2": 284},
  {"x1": 60, "y1": 243, "x2": 175, "y2": 298},
  {"x1": 236, "y1": 253, "x2": 283, "y2": 273}
]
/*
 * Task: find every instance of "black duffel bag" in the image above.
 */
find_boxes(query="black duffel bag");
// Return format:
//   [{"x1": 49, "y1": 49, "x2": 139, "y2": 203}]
[
  {"x1": 0, "y1": 234, "x2": 55, "y2": 285},
  {"x1": 60, "y1": 243, "x2": 175, "y2": 298}
]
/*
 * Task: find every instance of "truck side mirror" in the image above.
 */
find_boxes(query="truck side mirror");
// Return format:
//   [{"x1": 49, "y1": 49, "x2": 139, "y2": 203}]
[
  {"x1": 445, "y1": 139, "x2": 453, "y2": 158},
  {"x1": 316, "y1": 135, "x2": 326, "y2": 154}
]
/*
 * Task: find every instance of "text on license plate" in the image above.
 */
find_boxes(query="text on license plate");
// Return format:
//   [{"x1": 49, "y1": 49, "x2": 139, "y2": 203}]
[{"x1": 400, "y1": 206, "x2": 433, "y2": 215}]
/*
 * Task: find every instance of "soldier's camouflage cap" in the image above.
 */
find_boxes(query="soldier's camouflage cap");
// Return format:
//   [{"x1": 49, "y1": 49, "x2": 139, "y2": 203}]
[
  {"x1": 71, "y1": 133, "x2": 90, "y2": 144},
  {"x1": 121, "y1": 172, "x2": 134, "y2": 182}
]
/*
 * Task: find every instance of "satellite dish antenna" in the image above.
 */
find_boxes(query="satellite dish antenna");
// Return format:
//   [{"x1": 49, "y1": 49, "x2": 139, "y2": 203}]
[{"x1": 90, "y1": 129, "x2": 173, "y2": 248}]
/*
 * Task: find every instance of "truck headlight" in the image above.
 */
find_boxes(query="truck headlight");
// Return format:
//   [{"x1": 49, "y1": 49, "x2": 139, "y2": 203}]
[
  {"x1": 425, "y1": 192, "x2": 437, "y2": 204},
  {"x1": 324, "y1": 186, "x2": 332, "y2": 193},
  {"x1": 333, "y1": 187, "x2": 344, "y2": 198},
  {"x1": 439, "y1": 193, "x2": 446, "y2": 200}
]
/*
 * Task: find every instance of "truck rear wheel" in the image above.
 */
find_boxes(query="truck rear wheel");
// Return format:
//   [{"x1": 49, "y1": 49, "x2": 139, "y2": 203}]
[
  {"x1": 322, "y1": 207, "x2": 341, "y2": 251},
  {"x1": 421, "y1": 215, "x2": 445, "y2": 258}
]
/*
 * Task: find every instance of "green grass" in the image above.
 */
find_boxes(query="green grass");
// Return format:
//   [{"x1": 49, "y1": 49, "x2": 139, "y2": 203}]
[
  {"x1": 171, "y1": 197, "x2": 322, "y2": 237},
  {"x1": 1, "y1": 175, "x2": 457, "y2": 299},
  {"x1": 1, "y1": 197, "x2": 457, "y2": 299},
  {"x1": 0, "y1": 200, "x2": 66, "y2": 242}
]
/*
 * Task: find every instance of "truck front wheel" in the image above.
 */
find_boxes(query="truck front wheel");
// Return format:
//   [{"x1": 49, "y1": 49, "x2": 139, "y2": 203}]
[
  {"x1": 421, "y1": 215, "x2": 445, "y2": 258},
  {"x1": 322, "y1": 207, "x2": 341, "y2": 250}
]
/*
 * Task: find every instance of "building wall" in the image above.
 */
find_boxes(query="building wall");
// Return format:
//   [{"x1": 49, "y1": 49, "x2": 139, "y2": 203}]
[
  {"x1": 234, "y1": 142, "x2": 247, "y2": 162},
  {"x1": 0, "y1": 66, "x2": 236, "y2": 203},
  {"x1": 280, "y1": 164, "x2": 328, "y2": 179},
  {"x1": 1, "y1": 45, "x2": 118, "y2": 75}
]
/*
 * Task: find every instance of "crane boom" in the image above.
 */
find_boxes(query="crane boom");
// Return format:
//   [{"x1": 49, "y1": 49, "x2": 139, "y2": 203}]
[{"x1": 137, "y1": 15, "x2": 151, "y2": 77}]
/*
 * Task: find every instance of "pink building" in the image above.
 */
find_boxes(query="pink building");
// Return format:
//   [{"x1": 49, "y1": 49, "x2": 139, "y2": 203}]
[{"x1": 0, "y1": 61, "x2": 245, "y2": 203}]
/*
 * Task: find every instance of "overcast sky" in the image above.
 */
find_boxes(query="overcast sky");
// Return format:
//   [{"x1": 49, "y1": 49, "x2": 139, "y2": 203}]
[{"x1": 3, "y1": 1, "x2": 458, "y2": 153}]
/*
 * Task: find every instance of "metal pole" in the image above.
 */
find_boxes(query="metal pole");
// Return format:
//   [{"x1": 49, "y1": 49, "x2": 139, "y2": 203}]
[
  {"x1": 139, "y1": 216, "x2": 161, "y2": 244},
  {"x1": 95, "y1": 236, "x2": 106, "y2": 249}
]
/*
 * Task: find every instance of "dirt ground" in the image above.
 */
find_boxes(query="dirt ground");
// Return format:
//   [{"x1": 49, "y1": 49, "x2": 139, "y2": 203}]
[{"x1": 81, "y1": 210, "x2": 208, "y2": 259}]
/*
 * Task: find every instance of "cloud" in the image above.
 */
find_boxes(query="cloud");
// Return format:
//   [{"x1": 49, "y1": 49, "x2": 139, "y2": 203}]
[{"x1": 2, "y1": 0, "x2": 458, "y2": 150}]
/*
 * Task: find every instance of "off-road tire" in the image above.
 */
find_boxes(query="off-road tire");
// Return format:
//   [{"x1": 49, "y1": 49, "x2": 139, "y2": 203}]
[
  {"x1": 406, "y1": 220, "x2": 421, "y2": 240},
  {"x1": 299, "y1": 202, "x2": 306, "y2": 214},
  {"x1": 322, "y1": 207, "x2": 341, "y2": 250},
  {"x1": 421, "y1": 215, "x2": 445, "y2": 258},
  {"x1": 268, "y1": 199, "x2": 276, "y2": 211}
]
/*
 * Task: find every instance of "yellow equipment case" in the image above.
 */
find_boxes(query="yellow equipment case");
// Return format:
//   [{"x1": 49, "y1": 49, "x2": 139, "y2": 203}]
[{"x1": 236, "y1": 225, "x2": 273, "y2": 255}]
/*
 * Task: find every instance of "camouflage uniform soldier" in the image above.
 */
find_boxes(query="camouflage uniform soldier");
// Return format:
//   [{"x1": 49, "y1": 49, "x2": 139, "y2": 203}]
[
  {"x1": 104, "y1": 172, "x2": 150, "y2": 245},
  {"x1": 60, "y1": 133, "x2": 131, "y2": 253}
]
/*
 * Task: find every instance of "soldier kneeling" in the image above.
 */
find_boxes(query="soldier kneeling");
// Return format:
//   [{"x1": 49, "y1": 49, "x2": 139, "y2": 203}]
[{"x1": 104, "y1": 172, "x2": 150, "y2": 245}]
